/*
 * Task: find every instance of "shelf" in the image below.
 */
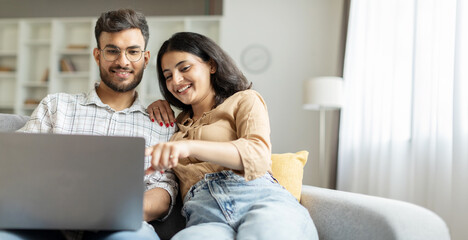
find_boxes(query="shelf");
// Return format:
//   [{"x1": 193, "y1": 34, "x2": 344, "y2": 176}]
[
  {"x1": 58, "y1": 72, "x2": 89, "y2": 78},
  {"x1": 0, "y1": 103, "x2": 14, "y2": 109},
  {"x1": 0, "y1": 72, "x2": 16, "y2": 78},
  {"x1": 0, "y1": 50, "x2": 17, "y2": 56},
  {"x1": 25, "y1": 39, "x2": 51, "y2": 46},
  {"x1": 22, "y1": 104, "x2": 39, "y2": 110},
  {"x1": 0, "y1": 16, "x2": 220, "y2": 115},
  {"x1": 60, "y1": 49, "x2": 90, "y2": 55},
  {"x1": 22, "y1": 82, "x2": 48, "y2": 88}
]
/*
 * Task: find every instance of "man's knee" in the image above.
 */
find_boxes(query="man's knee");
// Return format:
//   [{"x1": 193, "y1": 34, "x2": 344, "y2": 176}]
[
  {"x1": 0, "y1": 229, "x2": 64, "y2": 240},
  {"x1": 172, "y1": 222, "x2": 234, "y2": 240},
  {"x1": 86, "y1": 222, "x2": 159, "y2": 240},
  {"x1": 0, "y1": 231, "x2": 20, "y2": 240}
]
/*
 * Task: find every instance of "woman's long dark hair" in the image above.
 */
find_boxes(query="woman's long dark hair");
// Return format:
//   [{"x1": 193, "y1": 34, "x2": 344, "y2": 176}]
[{"x1": 156, "y1": 32, "x2": 251, "y2": 111}]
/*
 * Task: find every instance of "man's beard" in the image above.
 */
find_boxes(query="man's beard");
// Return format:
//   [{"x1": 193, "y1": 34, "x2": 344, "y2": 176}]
[{"x1": 99, "y1": 65, "x2": 144, "y2": 93}]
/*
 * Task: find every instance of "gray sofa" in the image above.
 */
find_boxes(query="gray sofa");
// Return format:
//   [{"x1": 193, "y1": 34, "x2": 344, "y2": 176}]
[{"x1": 0, "y1": 113, "x2": 451, "y2": 240}]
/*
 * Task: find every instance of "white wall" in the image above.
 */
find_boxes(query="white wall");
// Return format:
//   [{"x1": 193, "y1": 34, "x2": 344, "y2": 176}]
[{"x1": 220, "y1": 0, "x2": 345, "y2": 186}]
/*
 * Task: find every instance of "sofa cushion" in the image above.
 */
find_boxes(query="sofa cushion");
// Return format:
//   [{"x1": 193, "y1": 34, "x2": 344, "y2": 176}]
[
  {"x1": 271, "y1": 151, "x2": 308, "y2": 201},
  {"x1": 0, "y1": 113, "x2": 30, "y2": 132}
]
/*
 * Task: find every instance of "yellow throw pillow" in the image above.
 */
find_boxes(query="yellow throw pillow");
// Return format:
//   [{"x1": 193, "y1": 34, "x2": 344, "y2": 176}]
[{"x1": 271, "y1": 151, "x2": 308, "y2": 201}]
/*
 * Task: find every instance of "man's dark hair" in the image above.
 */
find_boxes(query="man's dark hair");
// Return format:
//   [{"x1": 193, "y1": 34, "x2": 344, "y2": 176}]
[
  {"x1": 156, "y1": 32, "x2": 251, "y2": 112},
  {"x1": 95, "y1": 9, "x2": 149, "y2": 49}
]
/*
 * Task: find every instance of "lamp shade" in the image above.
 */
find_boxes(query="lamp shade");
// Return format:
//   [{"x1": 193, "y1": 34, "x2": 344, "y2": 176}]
[{"x1": 303, "y1": 76, "x2": 343, "y2": 110}]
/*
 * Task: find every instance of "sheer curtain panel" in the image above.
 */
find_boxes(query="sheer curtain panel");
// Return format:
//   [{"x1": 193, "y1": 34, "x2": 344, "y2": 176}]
[{"x1": 338, "y1": 0, "x2": 467, "y2": 239}]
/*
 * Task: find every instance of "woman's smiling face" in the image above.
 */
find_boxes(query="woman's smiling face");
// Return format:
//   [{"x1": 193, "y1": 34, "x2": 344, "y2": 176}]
[{"x1": 161, "y1": 51, "x2": 216, "y2": 110}]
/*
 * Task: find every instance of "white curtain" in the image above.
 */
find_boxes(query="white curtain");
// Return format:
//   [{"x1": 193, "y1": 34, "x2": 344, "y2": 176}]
[{"x1": 338, "y1": 0, "x2": 468, "y2": 239}]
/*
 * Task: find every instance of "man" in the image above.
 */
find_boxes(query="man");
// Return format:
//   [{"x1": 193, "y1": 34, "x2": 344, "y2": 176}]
[{"x1": 0, "y1": 9, "x2": 176, "y2": 240}]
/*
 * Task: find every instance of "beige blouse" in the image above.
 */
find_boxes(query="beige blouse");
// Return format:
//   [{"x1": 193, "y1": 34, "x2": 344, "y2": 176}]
[{"x1": 171, "y1": 89, "x2": 272, "y2": 200}]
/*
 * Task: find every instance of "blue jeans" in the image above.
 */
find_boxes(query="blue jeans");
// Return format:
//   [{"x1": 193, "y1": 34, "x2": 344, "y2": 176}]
[
  {"x1": 172, "y1": 171, "x2": 318, "y2": 240},
  {"x1": 0, "y1": 221, "x2": 159, "y2": 240}
]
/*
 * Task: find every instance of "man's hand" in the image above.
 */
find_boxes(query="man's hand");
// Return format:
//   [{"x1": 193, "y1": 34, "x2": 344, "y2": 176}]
[
  {"x1": 143, "y1": 188, "x2": 171, "y2": 222},
  {"x1": 147, "y1": 100, "x2": 175, "y2": 128}
]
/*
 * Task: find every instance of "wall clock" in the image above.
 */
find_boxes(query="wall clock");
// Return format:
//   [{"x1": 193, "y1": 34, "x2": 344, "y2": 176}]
[{"x1": 240, "y1": 44, "x2": 271, "y2": 74}]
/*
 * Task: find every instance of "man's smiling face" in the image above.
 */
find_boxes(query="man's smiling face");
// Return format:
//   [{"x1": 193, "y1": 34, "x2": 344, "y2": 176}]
[{"x1": 94, "y1": 28, "x2": 149, "y2": 93}]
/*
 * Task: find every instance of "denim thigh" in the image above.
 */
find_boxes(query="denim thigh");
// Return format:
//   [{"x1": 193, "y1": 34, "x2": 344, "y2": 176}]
[{"x1": 181, "y1": 170, "x2": 318, "y2": 239}]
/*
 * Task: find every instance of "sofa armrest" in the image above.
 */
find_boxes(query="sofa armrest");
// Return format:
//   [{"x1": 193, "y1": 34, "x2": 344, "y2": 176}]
[
  {"x1": 0, "y1": 113, "x2": 30, "y2": 132},
  {"x1": 300, "y1": 185, "x2": 450, "y2": 240}
]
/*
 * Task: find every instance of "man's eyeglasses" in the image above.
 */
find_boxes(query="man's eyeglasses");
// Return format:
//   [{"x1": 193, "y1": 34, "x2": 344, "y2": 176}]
[{"x1": 100, "y1": 46, "x2": 145, "y2": 62}]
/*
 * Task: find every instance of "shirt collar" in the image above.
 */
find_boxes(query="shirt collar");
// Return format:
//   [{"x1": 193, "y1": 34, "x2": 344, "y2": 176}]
[{"x1": 81, "y1": 82, "x2": 149, "y2": 115}]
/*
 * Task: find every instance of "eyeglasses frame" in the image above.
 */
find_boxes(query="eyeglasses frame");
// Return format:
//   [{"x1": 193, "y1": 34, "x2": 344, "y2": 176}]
[{"x1": 99, "y1": 46, "x2": 146, "y2": 62}]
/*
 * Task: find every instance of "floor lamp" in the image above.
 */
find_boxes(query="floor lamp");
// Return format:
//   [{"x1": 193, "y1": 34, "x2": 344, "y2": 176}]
[{"x1": 303, "y1": 76, "x2": 343, "y2": 188}]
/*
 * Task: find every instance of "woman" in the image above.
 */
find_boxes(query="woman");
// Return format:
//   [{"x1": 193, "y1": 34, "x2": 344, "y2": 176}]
[{"x1": 146, "y1": 32, "x2": 318, "y2": 240}]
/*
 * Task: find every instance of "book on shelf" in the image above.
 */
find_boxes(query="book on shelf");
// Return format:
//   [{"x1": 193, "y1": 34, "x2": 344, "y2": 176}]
[
  {"x1": 60, "y1": 58, "x2": 76, "y2": 72},
  {"x1": 0, "y1": 66, "x2": 14, "y2": 72},
  {"x1": 24, "y1": 99, "x2": 41, "y2": 105},
  {"x1": 66, "y1": 44, "x2": 89, "y2": 50},
  {"x1": 40, "y1": 68, "x2": 49, "y2": 82}
]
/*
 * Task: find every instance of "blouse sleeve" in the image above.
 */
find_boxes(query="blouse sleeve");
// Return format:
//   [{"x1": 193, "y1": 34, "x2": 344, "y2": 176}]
[{"x1": 230, "y1": 90, "x2": 272, "y2": 181}]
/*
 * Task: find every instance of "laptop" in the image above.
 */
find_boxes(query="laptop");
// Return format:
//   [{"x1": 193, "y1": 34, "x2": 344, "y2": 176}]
[{"x1": 0, "y1": 132, "x2": 146, "y2": 231}]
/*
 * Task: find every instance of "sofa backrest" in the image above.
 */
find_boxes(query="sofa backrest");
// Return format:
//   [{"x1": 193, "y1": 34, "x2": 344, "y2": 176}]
[{"x1": 0, "y1": 113, "x2": 30, "y2": 132}]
